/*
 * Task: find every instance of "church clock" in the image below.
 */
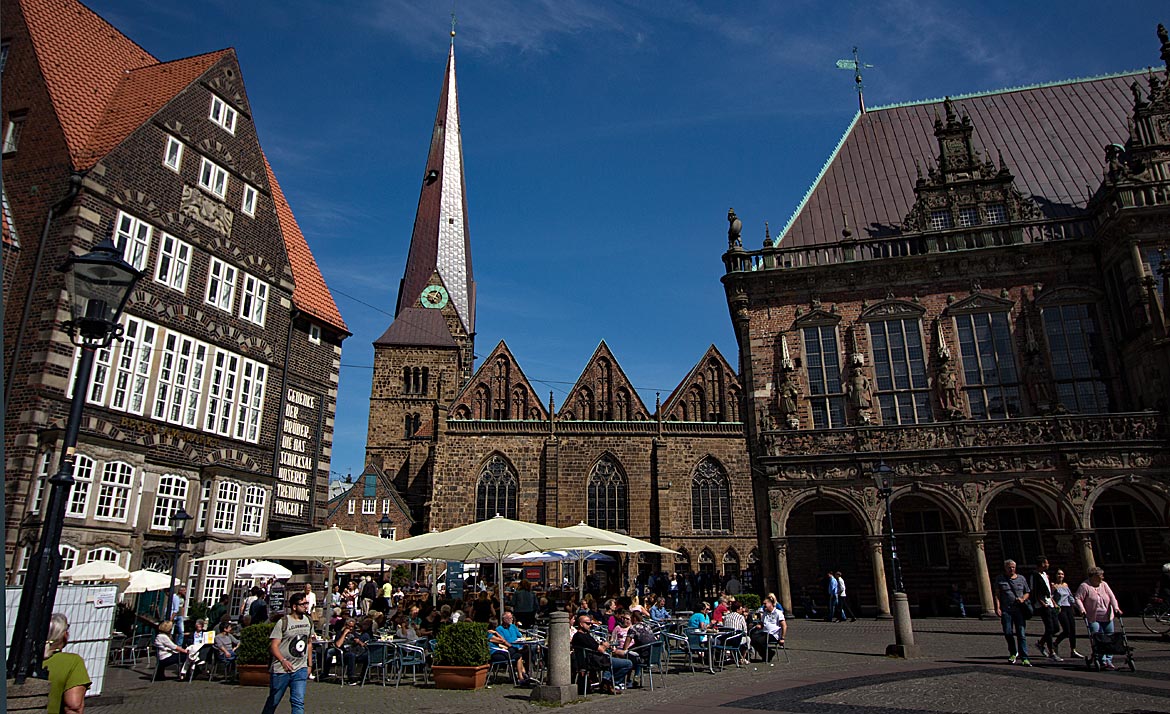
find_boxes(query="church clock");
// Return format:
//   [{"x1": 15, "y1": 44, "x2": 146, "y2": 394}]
[{"x1": 421, "y1": 284, "x2": 449, "y2": 309}]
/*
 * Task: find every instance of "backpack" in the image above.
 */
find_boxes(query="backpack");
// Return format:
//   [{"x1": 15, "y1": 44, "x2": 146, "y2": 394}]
[{"x1": 250, "y1": 597, "x2": 269, "y2": 623}]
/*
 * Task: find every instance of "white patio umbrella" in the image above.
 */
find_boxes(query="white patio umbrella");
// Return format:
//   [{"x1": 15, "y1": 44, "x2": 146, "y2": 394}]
[
  {"x1": 236, "y1": 560, "x2": 293, "y2": 580},
  {"x1": 364, "y1": 515, "x2": 623, "y2": 616},
  {"x1": 61, "y1": 561, "x2": 131, "y2": 583},
  {"x1": 336, "y1": 561, "x2": 376, "y2": 574},
  {"x1": 562, "y1": 522, "x2": 678, "y2": 598},
  {"x1": 123, "y1": 569, "x2": 175, "y2": 594}
]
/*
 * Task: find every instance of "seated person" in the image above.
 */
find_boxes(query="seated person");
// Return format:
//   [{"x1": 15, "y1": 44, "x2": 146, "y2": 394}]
[
  {"x1": 687, "y1": 602, "x2": 712, "y2": 652},
  {"x1": 570, "y1": 613, "x2": 632, "y2": 693},
  {"x1": 609, "y1": 611, "x2": 642, "y2": 668},
  {"x1": 720, "y1": 601, "x2": 751, "y2": 662},
  {"x1": 393, "y1": 613, "x2": 417, "y2": 641},
  {"x1": 749, "y1": 596, "x2": 787, "y2": 661},
  {"x1": 649, "y1": 597, "x2": 670, "y2": 622},
  {"x1": 712, "y1": 595, "x2": 729, "y2": 625},
  {"x1": 490, "y1": 612, "x2": 530, "y2": 684},
  {"x1": 324, "y1": 618, "x2": 367, "y2": 684},
  {"x1": 153, "y1": 620, "x2": 187, "y2": 680},
  {"x1": 214, "y1": 622, "x2": 240, "y2": 664},
  {"x1": 182, "y1": 618, "x2": 212, "y2": 676}
]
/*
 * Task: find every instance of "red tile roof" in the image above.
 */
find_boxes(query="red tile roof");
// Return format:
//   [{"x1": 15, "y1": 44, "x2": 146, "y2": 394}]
[
  {"x1": 84, "y1": 50, "x2": 228, "y2": 167},
  {"x1": 18, "y1": 0, "x2": 157, "y2": 168},
  {"x1": 779, "y1": 72, "x2": 1143, "y2": 248},
  {"x1": 264, "y1": 157, "x2": 349, "y2": 334}
]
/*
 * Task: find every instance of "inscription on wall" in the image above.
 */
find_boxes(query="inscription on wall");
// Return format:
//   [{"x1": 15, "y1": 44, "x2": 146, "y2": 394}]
[{"x1": 272, "y1": 386, "x2": 323, "y2": 523}]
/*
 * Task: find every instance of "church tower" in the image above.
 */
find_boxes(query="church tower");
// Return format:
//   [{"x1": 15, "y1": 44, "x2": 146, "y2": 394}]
[{"x1": 365, "y1": 35, "x2": 475, "y2": 524}]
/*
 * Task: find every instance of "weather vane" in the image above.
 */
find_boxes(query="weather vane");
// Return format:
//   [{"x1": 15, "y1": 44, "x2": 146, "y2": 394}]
[
  {"x1": 450, "y1": 8, "x2": 457, "y2": 41},
  {"x1": 836, "y1": 47, "x2": 874, "y2": 113}
]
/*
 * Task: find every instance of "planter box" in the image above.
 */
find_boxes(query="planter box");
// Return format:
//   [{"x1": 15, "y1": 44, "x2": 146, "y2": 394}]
[
  {"x1": 431, "y1": 664, "x2": 489, "y2": 690},
  {"x1": 238, "y1": 664, "x2": 271, "y2": 687}
]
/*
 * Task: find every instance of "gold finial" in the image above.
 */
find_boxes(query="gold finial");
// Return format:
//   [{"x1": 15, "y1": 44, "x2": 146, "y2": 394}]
[{"x1": 450, "y1": 9, "x2": 457, "y2": 40}]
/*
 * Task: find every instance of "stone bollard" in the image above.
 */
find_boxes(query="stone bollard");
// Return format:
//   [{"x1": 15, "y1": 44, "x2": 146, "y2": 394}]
[
  {"x1": 885, "y1": 592, "x2": 921, "y2": 658},
  {"x1": 531, "y1": 611, "x2": 576, "y2": 703}
]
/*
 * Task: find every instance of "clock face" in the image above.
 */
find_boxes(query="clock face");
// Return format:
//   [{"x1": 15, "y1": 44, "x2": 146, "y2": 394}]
[{"x1": 421, "y1": 285, "x2": 449, "y2": 309}]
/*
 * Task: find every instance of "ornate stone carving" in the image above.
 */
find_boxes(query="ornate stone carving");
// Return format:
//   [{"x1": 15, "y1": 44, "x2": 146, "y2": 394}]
[
  {"x1": 846, "y1": 352, "x2": 875, "y2": 425},
  {"x1": 180, "y1": 185, "x2": 233, "y2": 236},
  {"x1": 728, "y1": 207, "x2": 742, "y2": 247}
]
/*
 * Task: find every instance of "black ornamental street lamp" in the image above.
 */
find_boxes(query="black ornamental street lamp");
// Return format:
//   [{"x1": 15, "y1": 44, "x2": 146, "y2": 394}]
[
  {"x1": 871, "y1": 460, "x2": 904, "y2": 593},
  {"x1": 379, "y1": 515, "x2": 392, "y2": 580},
  {"x1": 871, "y1": 459, "x2": 917, "y2": 657},
  {"x1": 8, "y1": 235, "x2": 142, "y2": 683},
  {"x1": 164, "y1": 507, "x2": 193, "y2": 622}
]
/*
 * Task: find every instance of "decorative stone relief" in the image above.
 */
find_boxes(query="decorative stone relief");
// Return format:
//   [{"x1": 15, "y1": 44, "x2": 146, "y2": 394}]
[{"x1": 180, "y1": 185, "x2": 233, "y2": 236}]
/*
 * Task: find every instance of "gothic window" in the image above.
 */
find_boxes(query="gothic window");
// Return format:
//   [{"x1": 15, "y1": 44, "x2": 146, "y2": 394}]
[
  {"x1": 577, "y1": 387, "x2": 596, "y2": 421},
  {"x1": 492, "y1": 359, "x2": 509, "y2": 419},
  {"x1": 1041, "y1": 303, "x2": 1110, "y2": 413},
  {"x1": 706, "y1": 361, "x2": 724, "y2": 420},
  {"x1": 615, "y1": 388, "x2": 631, "y2": 421},
  {"x1": 698, "y1": 548, "x2": 716, "y2": 576},
  {"x1": 954, "y1": 312, "x2": 1021, "y2": 419},
  {"x1": 686, "y1": 387, "x2": 704, "y2": 422},
  {"x1": 901, "y1": 510, "x2": 948, "y2": 568},
  {"x1": 473, "y1": 385, "x2": 491, "y2": 419},
  {"x1": 403, "y1": 367, "x2": 429, "y2": 395},
  {"x1": 475, "y1": 455, "x2": 517, "y2": 521},
  {"x1": 1092, "y1": 503, "x2": 1143, "y2": 564},
  {"x1": 801, "y1": 325, "x2": 846, "y2": 429},
  {"x1": 598, "y1": 360, "x2": 613, "y2": 420},
  {"x1": 691, "y1": 458, "x2": 731, "y2": 533},
  {"x1": 727, "y1": 387, "x2": 741, "y2": 422},
  {"x1": 511, "y1": 386, "x2": 528, "y2": 420},
  {"x1": 587, "y1": 456, "x2": 627, "y2": 532},
  {"x1": 674, "y1": 548, "x2": 691, "y2": 573},
  {"x1": 722, "y1": 549, "x2": 740, "y2": 578},
  {"x1": 453, "y1": 405, "x2": 471, "y2": 419},
  {"x1": 868, "y1": 318, "x2": 931, "y2": 424},
  {"x1": 996, "y1": 507, "x2": 1042, "y2": 565}
]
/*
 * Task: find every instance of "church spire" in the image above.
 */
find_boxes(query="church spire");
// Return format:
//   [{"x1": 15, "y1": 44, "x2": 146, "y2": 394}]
[{"x1": 395, "y1": 39, "x2": 476, "y2": 336}]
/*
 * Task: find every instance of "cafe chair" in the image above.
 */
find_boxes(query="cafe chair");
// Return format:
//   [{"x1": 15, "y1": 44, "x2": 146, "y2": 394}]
[
  {"x1": 393, "y1": 643, "x2": 427, "y2": 687},
  {"x1": 630, "y1": 640, "x2": 664, "y2": 690},
  {"x1": 712, "y1": 630, "x2": 746, "y2": 670},
  {"x1": 361, "y1": 642, "x2": 392, "y2": 687},
  {"x1": 663, "y1": 632, "x2": 697, "y2": 673}
]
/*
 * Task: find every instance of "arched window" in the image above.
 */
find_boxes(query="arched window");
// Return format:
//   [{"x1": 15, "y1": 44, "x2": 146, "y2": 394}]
[
  {"x1": 59, "y1": 545, "x2": 79, "y2": 572},
  {"x1": 511, "y1": 386, "x2": 528, "y2": 419},
  {"x1": 698, "y1": 548, "x2": 716, "y2": 576},
  {"x1": 473, "y1": 385, "x2": 491, "y2": 419},
  {"x1": 453, "y1": 405, "x2": 471, "y2": 419},
  {"x1": 687, "y1": 388, "x2": 704, "y2": 422},
  {"x1": 727, "y1": 387, "x2": 741, "y2": 422},
  {"x1": 674, "y1": 548, "x2": 691, "y2": 573},
  {"x1": 597, "y1": 361, "x2": 613, "y2": 420},
  {"x1": 403, "y1": 412, "x2": 421, "y2": 438},
  {"x1": 587, "y1": 456, "x2": 627, "y2": 532},
  {"x1": 151, "y1": 474, "x2": 189, "y2": 530},
  {"x1": 723, "y1": 548, "x2": 740, "y2": 578},
  {"x1": 577, "y1": 387, "x2": 595, "y2": 421},
  {"x1": 476, "y1": 455, "x2": 517, "y2": 521},
  {"x1": 66, "y1": 454, "x2": 95, "y2": 519},
  {"x1": 691, "y1": 457, "x2": 732, "y2": 532},
  {"x1": 615, "y1": 388, "x2": 630, "y2": 421},
  {"x1": 86, "y1": 547, "x2": 121, "y2": 564},
  {"x1": 94, "y1": 461, "x2": 135, "y2": 522}
]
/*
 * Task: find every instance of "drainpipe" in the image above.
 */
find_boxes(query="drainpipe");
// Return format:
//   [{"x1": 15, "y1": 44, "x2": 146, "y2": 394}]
[{"x1": 5, "y1": 172, "x2": 84, "y2": 409}]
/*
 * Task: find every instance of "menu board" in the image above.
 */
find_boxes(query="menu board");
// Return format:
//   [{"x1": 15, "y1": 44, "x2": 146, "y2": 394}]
[
  {"x1": 272, "y1": 385, "x2": 324, "y2": 525},
  {"x1": 268, "y1": 580, "x2": 286, "y2": 615},
  {"x1": 446, "y1": 562, "x2": 464, "y2": 601}
]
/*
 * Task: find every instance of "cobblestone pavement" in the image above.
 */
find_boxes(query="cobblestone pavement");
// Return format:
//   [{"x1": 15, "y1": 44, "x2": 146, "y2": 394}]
[{"x1": 87, "y1": 618, "x2": 1170, "y2": 714}]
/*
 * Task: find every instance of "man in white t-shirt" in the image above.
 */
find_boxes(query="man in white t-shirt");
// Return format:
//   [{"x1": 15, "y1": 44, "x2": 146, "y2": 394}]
[
  {"x1": 835, "y1": 572, "x2": 856, "y2": 622},
  {"x1": 749, "y1": 597, "x2": 786, "y2": 661},
  {"x1": 303, "y1": 583, "x2": 317, "y2": 613}
]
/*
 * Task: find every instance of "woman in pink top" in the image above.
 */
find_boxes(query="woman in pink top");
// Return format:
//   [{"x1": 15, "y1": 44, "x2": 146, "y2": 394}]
[{"x1": 1074, "y1": 566, "x2": 1123, "y2": 669}]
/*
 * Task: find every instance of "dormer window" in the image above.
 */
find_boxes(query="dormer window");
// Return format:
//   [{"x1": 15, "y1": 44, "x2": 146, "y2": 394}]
[
  {"x1": 985, "y1": 203, "x2": 1007, "y2": 225},
  {"x1": 957, "y1": 207, "x2": 980, "y2": 227},
  {"x1": 209, "y1": 95, "x2": 237, "y2": 134},
  {"x1": 929, "y1": 210, "x2": 953, "y2": 231}
]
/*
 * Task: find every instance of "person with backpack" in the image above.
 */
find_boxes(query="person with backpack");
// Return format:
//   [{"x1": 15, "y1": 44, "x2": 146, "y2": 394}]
[
  {"x1": 250, "y1": 590, "x2": 270, "y2": 624},
  {"x1": 261, "y1": 591, "x2": 313, "y2": 714}
]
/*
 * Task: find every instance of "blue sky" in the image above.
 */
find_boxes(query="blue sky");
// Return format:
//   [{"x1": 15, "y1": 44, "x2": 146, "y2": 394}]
[{"x1": 85, "y1": 1, "x2": 1166, "y2": 480}]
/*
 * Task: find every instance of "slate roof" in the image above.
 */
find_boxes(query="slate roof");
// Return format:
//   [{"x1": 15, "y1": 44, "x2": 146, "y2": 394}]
[
  {"x1": 778, "y1": 72, "x2": 1144, "y2": 248},
  {"x1": 374, "y1": 306, "x2": 457, "y2": 348},
  {"x1": 264, "y1": 157, "x2": 349, "y2": 333}
]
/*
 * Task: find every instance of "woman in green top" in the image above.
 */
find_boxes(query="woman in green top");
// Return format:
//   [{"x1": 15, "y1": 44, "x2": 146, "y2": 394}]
[{"x1": 44, "y1": 613, "x2": 91, "y2": 714}]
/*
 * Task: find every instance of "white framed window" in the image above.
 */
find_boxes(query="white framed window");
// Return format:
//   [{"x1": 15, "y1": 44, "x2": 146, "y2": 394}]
[
  {"x1": 151, "y1": 474, "x2": 189, "y2": 530},
  {"x1": 59, "y1": 545, "x2": 79, "y2": 572},
  {"x1": 153, "y1": 333, "x2": 208, "y2": 427},
  {"x1": 163, "y1": 135, "x2": 184, "y2": 172},
  {"x1": 309, "y1": 324, "x2": 321, "y2": 344},
  {"x1": 385, "y1": 527, "x2": 396, "y2": 541},
  {"x1": 205, "y1": 351, "x2": 240, "y2": 436},
  {"x1": 382, "y1": 498, "x2": 390, "y2": 515},
  {"x1": 3, "y1": 112, "x2": 26, "y2": 153},
  {"x1": 83, "y1": 342, "x2": 115, "y2": 405},
  {"x1": 347, "y1": 500, "x2": 355, "y2": 515},
  {"x1": 66, "y1": 454, "x2": 95, "y2": 519},
  {"x1": 362, "y1": 498, "x2": 376, "y2": 515},
  {"x1": 241, "y1": 184, "x2": 257, "y2": 217},
  {"x1": 2, "y1": 186, "x2": 19, "y2": 245},
  {"x1": 115, "y1": 210, "x2": 152, "y2": 271},
  {"x1": 239, "y1": 273, "x2": 268, "y2": 326},
  {"x1": 233, "y1": 359, "x2": 266, "y2": 443},
  {"x1": 202, "y1": 559, "x2": 229, "y2": 605},
  {"x1": 196, "y1": 479, "x2": 211, "y2": 532},
  {"x1": 198, "y1": 157, "x2": 229, "y2": 199},
  {"x1": 15, "y1": 548, "x2": 30, "y2": 585},
  {"x1": 241, "y1": 485, "x2": 266, "y2": 536},
  {"x1": 109, "y1": 316, "x2": 157, "y2": 415},
  {"x1": 29, "y1": 450, "x2": 53, "y2": 515},
  {"x1": 206, "y1": 257, "x2": 236, "y2": 312},
  {"x1": 187, "y1": 561, "x2": 200, "y2": 607},
  {"x1": 212, "y1": 481, "x2": 240, "y2": 533},
  {"x1": 208, "y1": 95, "x2": 237, "y2": 134},
  {"x1": 94, "y1": 461, "x2": 135, "y2": 522},
  {"x1": 154, "y1": 233, "x2": 191, "y2": 292},
  {"x1": 86, "y1": 546, "x2": 121, "y2": 564}
]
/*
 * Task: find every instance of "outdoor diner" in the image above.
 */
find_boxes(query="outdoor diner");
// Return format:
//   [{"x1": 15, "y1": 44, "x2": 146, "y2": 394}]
[{"x1": 87, "y1": 518, "x2": 786, "y2": 700}]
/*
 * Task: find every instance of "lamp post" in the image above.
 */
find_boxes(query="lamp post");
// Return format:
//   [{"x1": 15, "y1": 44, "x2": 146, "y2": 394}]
[
  {"x1": 871, "y1": 459, "x2": 917, "y2": 657},
  {"x1": 8, "y1": 235, "x2": 142, "y2": 683},
  {"x1": 378, "y1": 515, "x2": 392, "y2": 580},
  {"x1": 163, "y1": 507, "x2": 193, "y2": 623}
]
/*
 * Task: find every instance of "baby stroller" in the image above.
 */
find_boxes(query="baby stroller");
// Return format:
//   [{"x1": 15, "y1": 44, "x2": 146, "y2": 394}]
[{"x1": 1085, "y1": 616, "x2": 1136, "y2": 672}]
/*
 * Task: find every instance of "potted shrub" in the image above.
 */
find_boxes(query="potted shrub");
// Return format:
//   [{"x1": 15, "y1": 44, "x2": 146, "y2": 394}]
[
  {"x1": 737, "y1": 593, "x2": 762, "y2": 612},
  {"x1": 431, "y1": 621, "x2": 490, "y2": 690},
  {"x1": 237, "y1": 621, "x2": 276, "y2": 687}
]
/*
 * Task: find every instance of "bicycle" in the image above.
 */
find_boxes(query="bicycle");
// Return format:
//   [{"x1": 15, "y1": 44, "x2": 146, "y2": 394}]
[{"x1": 1140, "y1": 595, "x2": 1170, "y2": 635}]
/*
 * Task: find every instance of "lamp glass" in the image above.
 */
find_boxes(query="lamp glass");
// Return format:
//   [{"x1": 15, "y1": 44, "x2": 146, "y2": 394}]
[{"x1": 61, "y1": 238, "x2": 141, "y2": 328}]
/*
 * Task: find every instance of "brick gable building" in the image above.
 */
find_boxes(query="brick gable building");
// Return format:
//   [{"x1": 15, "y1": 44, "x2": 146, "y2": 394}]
[
  {"x1": 724, "y1": 27, "x2": 1170, "y2": 614},
  {"x1": 2, "y1": 0, "x2": 348, "y2": 604},
  {"x1": 363, "y1": 40, "x2": 760, "y2": 592}
]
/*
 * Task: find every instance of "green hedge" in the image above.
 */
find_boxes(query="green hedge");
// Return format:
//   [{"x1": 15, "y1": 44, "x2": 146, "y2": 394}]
[
  {"x1": 238, "y1": 621, "x2": 276, "y2": 665},
  {"x1": 433, "y1": 621, "x2": 489, "y2": 667},
  {"x1": 736, "y1": 593, "x2": 761, "y2": 611}
]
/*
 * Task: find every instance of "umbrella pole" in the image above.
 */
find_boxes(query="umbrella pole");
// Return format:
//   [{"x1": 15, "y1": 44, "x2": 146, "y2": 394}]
[
  {"x1": 578, "y1": 557, "x2": 584, "y2": 601},
  {"x1": 498, "y1": 557, "x2": 505, "y2": 620}
]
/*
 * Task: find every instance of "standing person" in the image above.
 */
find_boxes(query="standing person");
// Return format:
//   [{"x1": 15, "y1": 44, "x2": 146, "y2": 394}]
[
  {"x1": 250, "y1": 588, "x2": 270, "y2": 625},
  {"x1": 208, "y1": 594, "x2": 231, "y2": 632},
  {"x1": 360, "y1": 576, "x2": 377, "y2": 616},
  {"x1": 825, "y1": 571, "x2": 840, "y2": 622},
  {"x1": 994, "y1": 559, "x2": 1032, "y2": 666},
  {"x1": 1075, "y1": 567, "x2": 1122, "y2": 670},
  {"x1": 1030, "y1": 556, "x2": 1060, "y2": 661},
  {"x1": 1051, "y1": 568, "x2": 1084, "y2": 659},
  {"x1": 835, "y1": 572, "x2": 856, "y2": 622},
  {"x1": 171, "y1": 585, "x2": 188, "y2": 646},
  {"x1": 513, "y1": 580, "x2": 537, "y2": 628},
  {"x1": 668, "y1": 573, "x2": 680, "y2": 609},
  {"x1": 261, "y1": 591, "x2": 313, "y2": 714},
  {"x1": 44, "y1": 613, "x2": 91, "y2": 714},
  {"x1": 302, "y1": 583, "x2": 317, "y2": 614}
]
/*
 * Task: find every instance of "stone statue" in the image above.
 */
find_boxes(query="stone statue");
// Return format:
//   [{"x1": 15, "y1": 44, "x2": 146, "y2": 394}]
[
  {"x1": 778, "y1": 377, "x2": 801, "y2": 429},
  {"x1": 1158, "y1": 22, "x2": 1168, "y2": 45},
  {"x1": 1024, "y1": 350, "x2": 1055, "y2": 414},
  {"x1": 845, "y1": 353, "x2": 874, "y2": 424},
  {"x1": 937, "y1": 361, "x2": 963, "y2": 419},
  {"x1": 727, "y1": 208, "x2": 742, "y2": 248}
]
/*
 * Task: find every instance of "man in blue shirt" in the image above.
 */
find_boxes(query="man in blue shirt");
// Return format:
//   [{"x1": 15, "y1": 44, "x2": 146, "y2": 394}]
[
  {"x1": 489, "y1": 612, "x2": 529, "y2": 684},
  {"x1": 649, "y1": 597, "x2": 670, "y2": 622},
  {"x1": 826, "y1": 572, "x2": 840, "y2": 622}
]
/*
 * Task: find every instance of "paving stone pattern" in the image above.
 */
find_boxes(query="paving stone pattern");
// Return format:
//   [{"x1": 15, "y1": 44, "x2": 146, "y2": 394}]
[{"x1": 87, "y1": 618, "x2": 1170, "y2": 714}]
